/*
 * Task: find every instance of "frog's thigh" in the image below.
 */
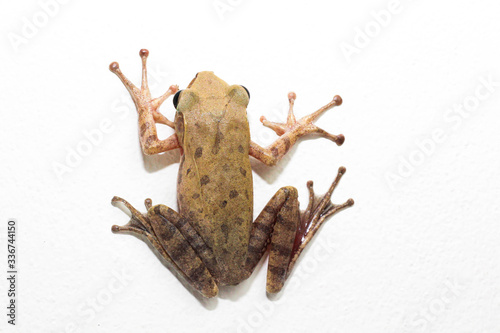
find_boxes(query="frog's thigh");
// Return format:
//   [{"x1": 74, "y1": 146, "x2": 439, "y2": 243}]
[
  {"x1": 148, "y1": 205, "x2": 218, "y2": 298},
  {"x1": 245, "y1": 187, "x2": 299, "y2": 294}
]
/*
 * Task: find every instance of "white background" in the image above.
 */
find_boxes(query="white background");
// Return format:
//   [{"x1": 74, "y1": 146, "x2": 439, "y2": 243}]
[{"x1": 1, "y1": 0, "x2": 500, "y2": 332}]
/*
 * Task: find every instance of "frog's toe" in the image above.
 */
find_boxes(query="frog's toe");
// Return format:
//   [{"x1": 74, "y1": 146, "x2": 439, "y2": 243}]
[
  {"x1": 260, "y1": 92, "x2": 345, "y2": 145},
  {"x1": 301, "y1": 167, "x2": 353, "y2": 225},
  {"x1": 111, "y1": 196, "x2": 153, "y2": 234}
]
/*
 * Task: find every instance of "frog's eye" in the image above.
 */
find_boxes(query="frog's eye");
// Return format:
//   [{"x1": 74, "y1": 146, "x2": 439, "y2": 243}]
[
  {"x1": 173, "y1": 90, "x2": 183, "y2": 109},
  {"x1": 241, "y1": 86, "x2": 250, "y2": 99},
  {"x1": 228, "y1": 85, "x2": 249, "y2": 106}
]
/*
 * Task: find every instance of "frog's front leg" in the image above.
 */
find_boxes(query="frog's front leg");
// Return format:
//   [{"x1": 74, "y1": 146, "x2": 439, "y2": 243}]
[
  {"x1": 109, "y1": 49, "x2": 180, "y2": 155},
  {"x1": 244, "y1": 167, "x2": 354, "y2": 294},
  {"x1": 111, "y1": 197, "x2": 219, "y2": 298},
  {"x1": 250, "y1": 92, "x2": 344, "y2": 166}
]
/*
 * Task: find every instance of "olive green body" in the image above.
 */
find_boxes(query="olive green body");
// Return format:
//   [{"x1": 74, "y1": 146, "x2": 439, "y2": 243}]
[{"x1": 175, "y1": 72, "x2": 253, "y2": 285}]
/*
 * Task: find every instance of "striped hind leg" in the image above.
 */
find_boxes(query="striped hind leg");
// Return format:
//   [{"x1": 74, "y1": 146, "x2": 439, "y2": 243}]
[
  {"x1": 244, "y1": 167, "x2": 353, "y2": 294},
  {"x1": 111, "y1": 197, "x2": 219, "y2": 298}
]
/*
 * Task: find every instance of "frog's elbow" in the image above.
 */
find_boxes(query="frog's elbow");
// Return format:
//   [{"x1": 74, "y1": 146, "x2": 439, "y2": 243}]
[
  {"x1": 142, "y1": 143, "x2": 157, "y2": 155},
  {"x1": 142, "y1": 141, "x2": 161, "y2": 155},
  {"x1": 258, "y1": 155, "x2": 278, "y2": 167},
  {"x1": 265, "y1": 158, "x2": 278, "y2": 167},
  {"x1": 142, "y1": 148, "x2": 155, "y2": 155}
]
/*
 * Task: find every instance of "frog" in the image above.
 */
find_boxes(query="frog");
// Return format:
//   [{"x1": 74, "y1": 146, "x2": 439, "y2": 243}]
[{"x1": 109, "y1": 49, "x2": 354, "y2": 298}]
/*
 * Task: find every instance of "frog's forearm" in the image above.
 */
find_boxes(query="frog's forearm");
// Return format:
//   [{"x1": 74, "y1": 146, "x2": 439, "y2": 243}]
[
  {"x1": 109, "y1": 49, "x2": 180, "y2": 155},
  {"x1": 138, "y1": 106, "x2": 180, "y2": 155},
  {"x1": 140, "y1": 131, "x2": 180, "y2": 155},
  {"x1": 249, "y1": 136, "x2": 296, "y2": 166}
]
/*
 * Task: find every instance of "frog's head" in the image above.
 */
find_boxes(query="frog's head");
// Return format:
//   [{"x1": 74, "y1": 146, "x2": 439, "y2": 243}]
[
  {"x1": 173, "y1": 71, "x2": 250, "y2": 111},
  {"x1": 187, "y1": 71, "x2": 227, "y2": 95}
]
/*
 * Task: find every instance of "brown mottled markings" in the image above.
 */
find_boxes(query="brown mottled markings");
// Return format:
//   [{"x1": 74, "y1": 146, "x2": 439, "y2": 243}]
[
  {"x1": 284, "y1": 137, "x2": 291, "y2": 152},
  {"x1": 212, "y1": 128, "x2": 224, "y2": 155},
  {"x1": 220, "y1": 200, "x2": 227, "y2": 208},
  {"x1": 269, "y1": 266, "x2": 286, "y2": 277},
  {"x1": 159, "y1": 223, "x2": 177, "y2": 242},
  {"x1": 271, "y1": 147, "x2": 279, "y2": 158},
  {"x1": 192, "y1": 193, "x2": 200, "y2": 199},
  {"x1": 245, "y1": 189, "x2": 249, "y2": 199},
  {"x1": 264, "y1": 206, "x2": 275, "y2": 214},
  {"x1": 177, "y1": 172, "x2": 182, "y2": 184},
  {"x1": 175, "y1": 217, "x2": 187, "y2": 228},
  {"x1": 223, "y1": 164, "x2": 230, "y2": 172},
  {"x1": 229, "y1": 190, "x2": 239, "y2": 199},
  {"x1": 256, "y1": 222, "x2": 272, "y2": 235},
  {"x1": 221, "y1": 224, "x2": 229, "y2": 241},
  {"x1": 198, "y1": 208, "x2": 203, "y2": 213},
  {"x1": 200, "y1": 175, "x2": 210, "y2": 185},
  {"x1": 281, "y1": 217, "x2": 297, "y2": 232},
  {"x1": 239, "y1": 167, "x2": 247, "y2": 177},
  {"x1": 159, "y1": 230, "x2": 173, "y2": 242},
  {"x1": 235, "y1": 217, "x2": 245, "y2": 225},
  {"x1": 140, "y1": 122, "x2": 149, "y2": 136},
  {"x1": 195, "y1": 147, "x2": 203, "y2": 158},
  {"x1": 248, "y1": 244, "x2": 261, "y2": 254},
  {"x1": 169, "y1": 240, "x2": 190, "y2": 262},
  {"x1": 238, "y1": 145, "x2": 244, "y2": 153},
  {"x1": 188, "y1": 263, "x2": 206, "y2": 281},
  {"x1": 271, "y1": 243, "x2": 292, "y2": 257},
  {"x1": 145, "y1": 135, "x2": 156, "y2": 145},
  {"x1": 186, "y1": 168, "x2": 191, "y2": 175}
]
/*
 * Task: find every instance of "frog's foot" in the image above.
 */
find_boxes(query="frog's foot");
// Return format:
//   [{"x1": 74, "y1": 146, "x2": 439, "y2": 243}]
[
  {"x1": 111, "y1": 196, "x2": 154, "y2": 235},
  {"x1": 289, "y1": 167, "x2": 354, "y2": 273},
  {"x1": 109, "y1": 49, "x2": 178, "y2": 128},
  {"x1": 260, "y1": 92, "x2": 345, "y2": 145},
  {"x1": 111, "y1": 196, "x2": 182, "y2": 271}
]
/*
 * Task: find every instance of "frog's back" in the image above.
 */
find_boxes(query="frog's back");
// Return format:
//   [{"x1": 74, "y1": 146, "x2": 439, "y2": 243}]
[{"x1": 175, "y1": 72, "x2": 253, "y2": 285}]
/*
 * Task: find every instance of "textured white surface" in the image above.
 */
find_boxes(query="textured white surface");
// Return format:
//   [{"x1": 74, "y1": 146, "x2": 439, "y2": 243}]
[{"x1": 1, "y1": 0, "x2": 500, "y2": 332}]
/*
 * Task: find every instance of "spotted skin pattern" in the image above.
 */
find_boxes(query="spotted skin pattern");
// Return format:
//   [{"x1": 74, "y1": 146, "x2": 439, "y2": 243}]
[{"x1": 110, "y1": 50, "x2": 354, "y2": 298}]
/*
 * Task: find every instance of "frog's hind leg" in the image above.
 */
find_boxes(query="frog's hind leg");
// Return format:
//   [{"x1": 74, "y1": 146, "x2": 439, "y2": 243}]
[
  {"x1": 111, "y1": 197, "x2": 218, "y2": 298},
  {"x1": 111, "y1": 196, "x2": 168, "y2": 259},
  {"x1": 146, "y1": 204, "x2": 219, "y2": 298},
  {"x1": 244, "y1": 167, "x2": 353, "y2": 294}
]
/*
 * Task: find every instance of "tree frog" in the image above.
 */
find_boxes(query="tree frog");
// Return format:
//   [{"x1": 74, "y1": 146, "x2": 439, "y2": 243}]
[{"x1": 109, "y1": 49, "x2": 354, "y2": 298}]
